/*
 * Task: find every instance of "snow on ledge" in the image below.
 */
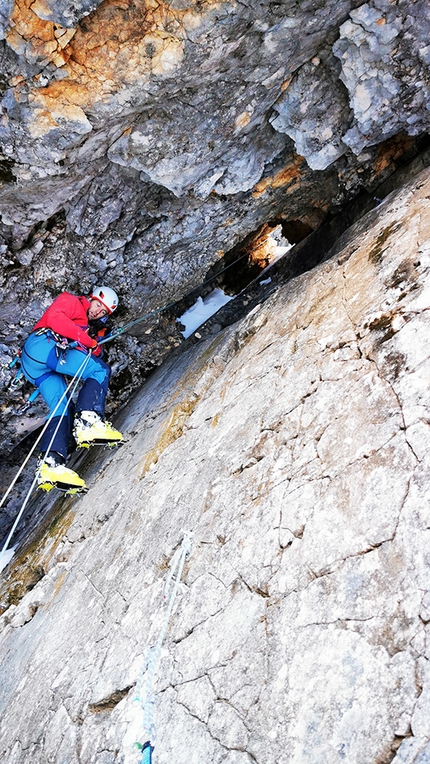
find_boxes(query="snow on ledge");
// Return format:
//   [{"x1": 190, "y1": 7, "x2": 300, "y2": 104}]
[{"x1": 177, "y1": 287, "x2": 234, "y2": 338}]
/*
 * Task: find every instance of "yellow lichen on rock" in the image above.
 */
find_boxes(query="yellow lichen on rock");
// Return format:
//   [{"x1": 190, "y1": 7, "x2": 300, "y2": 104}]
[
  {"x1": 28, "y1": 102, "x2": 92, "y2": 137},
  {"x1": 63, "y1": 0, "x2": 191, "y2": 86},
  {"x1": 138, "y1": 396, "x2": 199, "y2": 479},
  {"x1": 26, "y1": 107, "x2": 60, "y2": 138},
  {"x1": 29, "y1": 78, "x2": 91, "y2": 108},
  {"x1": 246, "y1": 223, "x2": 279, "y2": 267},
  {"x1": 146, "y1": 32, "x2": 184, "y2": 75},
  {"x1": 29, "y1": 0, "x2": 55, "y2": 20},
  {"x1": 235, "y1": 110, "x2": 251, "y2": 129}
]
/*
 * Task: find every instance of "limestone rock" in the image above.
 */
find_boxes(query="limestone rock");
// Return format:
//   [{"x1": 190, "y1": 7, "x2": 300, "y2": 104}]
[
  {"x1": 0, "y1": 166, "x2": 429, "y2": 763},
  {"x1": 333, "y1": 0, "x2": 430, "y2": 154},
  {"x1": 0, "y1": 0, "x2": 429, "y2": 471},
  {"x1": 270, "y1": 49, "x2": 351, "y2": 170},
  {"x1": 0, "y1": 0, "x2": 13, "y2": 40},
  {"x1": 30, "y1": 1, "x2": 104, "y2": 28}
]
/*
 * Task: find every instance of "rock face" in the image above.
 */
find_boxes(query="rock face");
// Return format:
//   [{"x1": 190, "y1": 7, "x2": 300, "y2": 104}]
[
  {"x1": 0, "y1": 168, "x2": 429, "y2": 764},
  {"x1": 0, "y1": 0, "x2": 428, "y2": 267},
  {"x1": 272, "y1": 0, "x2": 430, "y2": 167},
  {"x1": 0, "y1": 0, "x2": 429, "y2": 475}
]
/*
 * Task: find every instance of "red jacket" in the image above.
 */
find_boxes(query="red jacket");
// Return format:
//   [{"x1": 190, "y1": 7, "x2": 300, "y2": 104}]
[{"x1": 33, "y1": 292, "x2": 102, "y2": 355}]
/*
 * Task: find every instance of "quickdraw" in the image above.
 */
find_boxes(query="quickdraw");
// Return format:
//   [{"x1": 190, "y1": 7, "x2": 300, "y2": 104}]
[
  {"x1": 1, "y1": 350, "x2": 39, "y2": 413},
  {"x1": 134, "y1": 741, "x2": 154, "y2": 764}
]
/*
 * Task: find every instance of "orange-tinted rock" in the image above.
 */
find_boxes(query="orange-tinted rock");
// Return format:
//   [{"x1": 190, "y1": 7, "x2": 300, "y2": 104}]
[{"x1": 252, "y1": 157, "x2": 306, "y2": 198}]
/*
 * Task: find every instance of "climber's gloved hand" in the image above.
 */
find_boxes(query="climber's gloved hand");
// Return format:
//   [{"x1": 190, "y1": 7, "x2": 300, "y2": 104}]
[{"x1": 89, "y1": 338, "x2": 99, "y2": 350}]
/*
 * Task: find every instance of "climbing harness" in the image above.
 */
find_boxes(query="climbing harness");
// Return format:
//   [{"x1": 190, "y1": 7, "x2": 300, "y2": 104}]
[
  {"x1": 133, "y1": 532, "x2": 192, "y2": 763},
  {"x1": 2, "y1": 331, "x2": 84, "y2": 415},
  {"x1": 0, "y1": 249, "x2": 253, "y2": 553},
  {"x1": 0, "y1": 350, "x2": 93, "y2": 557}
]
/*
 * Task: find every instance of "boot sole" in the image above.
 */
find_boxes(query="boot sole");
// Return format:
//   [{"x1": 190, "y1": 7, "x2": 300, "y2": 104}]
[
  {"x1": 76, "y1": 439, "x2": 124, "y2": 449},
  {"x1": 38, "y1": 480, "x2": 88, "y2": 495}
]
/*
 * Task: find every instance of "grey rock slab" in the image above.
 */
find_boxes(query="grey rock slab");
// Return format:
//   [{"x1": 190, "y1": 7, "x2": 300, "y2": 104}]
[
  {"x1": 333, "y1": 0, "x2": 430, "y2": 154},
  {"x1": 0, "y1": 168, "x2": 430, "y2": 763}
]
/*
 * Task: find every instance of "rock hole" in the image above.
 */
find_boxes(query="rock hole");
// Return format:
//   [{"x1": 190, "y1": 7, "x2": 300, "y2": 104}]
[{"x1": 88, "y1": 686, "x2": 133, "y2": 713}]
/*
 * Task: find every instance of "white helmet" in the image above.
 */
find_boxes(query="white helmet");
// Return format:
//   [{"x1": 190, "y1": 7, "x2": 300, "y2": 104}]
[{"x1": 90, "y1": 286, "x2": 119, "y2": 314}]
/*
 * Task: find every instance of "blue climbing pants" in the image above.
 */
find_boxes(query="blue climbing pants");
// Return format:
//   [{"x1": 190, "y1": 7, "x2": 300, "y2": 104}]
[{"x1": 21, "y1": 332, "x2": 111, "y2": 459}]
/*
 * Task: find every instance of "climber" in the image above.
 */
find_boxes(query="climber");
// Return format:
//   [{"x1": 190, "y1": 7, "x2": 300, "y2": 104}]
[{"x1": 20, "y1": 286, "x2": 123, "y2": 494}]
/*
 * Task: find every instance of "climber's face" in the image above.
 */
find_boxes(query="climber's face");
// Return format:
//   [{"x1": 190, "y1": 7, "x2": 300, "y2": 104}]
[{"x1": 88, "y1": 299, "x2": 108, "y2": 320}]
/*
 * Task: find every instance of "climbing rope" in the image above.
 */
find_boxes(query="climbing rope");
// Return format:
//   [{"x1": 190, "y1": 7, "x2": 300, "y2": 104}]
[
  {"x1": 3, "y1": 248, "x2": 254, "y2": 416},
  {"x1": 98, "y1": 251, "x2": 251, "y2": 347},
  {"x1": 0, "y1": 249, "x2": 253, "y2": 556},
  {"x1": 133, "y1": 532, "x2": 192, "y2": 762},
  {"x1": 0, "y1": 350, "x2": 93, "y2": 556}
]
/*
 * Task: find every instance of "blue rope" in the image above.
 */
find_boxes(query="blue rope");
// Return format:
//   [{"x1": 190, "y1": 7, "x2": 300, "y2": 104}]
[
  {"x1": 98, "y1": 251, "x2": 250, "y2": 347},
  {"x1": 133, "y1": 532, "x2": 192, "y2": 759},
  {"x1": 136, "y1": 741, "x2": 154, "y2": 764}
]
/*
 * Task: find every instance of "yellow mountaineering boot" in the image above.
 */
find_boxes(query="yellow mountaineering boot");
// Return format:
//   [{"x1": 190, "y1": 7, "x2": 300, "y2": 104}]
[
  {"x1": 73, "y1": 410, "x2": 123, "y2": 449},
  {"x1": 37, "y1": 455, "x2": 87, "y2": 495}
]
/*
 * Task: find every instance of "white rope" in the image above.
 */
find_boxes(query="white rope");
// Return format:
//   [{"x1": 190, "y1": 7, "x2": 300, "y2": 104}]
[
  {"x1": 135, "y1": 532, "x2": 192, "y2": 746},
  {"x1": 0, "y1": 350, "x2": 93, "y2": 555}
]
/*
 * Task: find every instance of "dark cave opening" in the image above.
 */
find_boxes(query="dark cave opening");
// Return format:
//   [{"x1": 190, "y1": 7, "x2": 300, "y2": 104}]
[
  {"x1": 207, "y1": 136, "x2": 430, "y2": 300},
  {"x1": 170, "y1": 137, "x2": 430, "y2": 344}
]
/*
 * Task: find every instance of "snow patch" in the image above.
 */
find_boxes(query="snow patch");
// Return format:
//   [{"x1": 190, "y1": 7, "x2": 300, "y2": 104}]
[
  {"x1": 176, "y1": 234, "x2": 289, "y2": 339},
  {"x1": 177, "y1": 288, "x2": 234, "y2": 338},
  {"x1": 0, "y1": 546, "x2": 15, "y2": 572}
]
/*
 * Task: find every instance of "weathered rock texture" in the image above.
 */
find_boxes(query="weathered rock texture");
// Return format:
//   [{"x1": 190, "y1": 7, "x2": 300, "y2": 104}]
[
  {"x1": 1, "y1": 0, "x2": 429, "y2": 478},
  {"x1": 0, "y1": 167, "x2": 429, "y2": 764},
  {"x1": 0, "y1": 0, "x2": 428, "y2": 284}
]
